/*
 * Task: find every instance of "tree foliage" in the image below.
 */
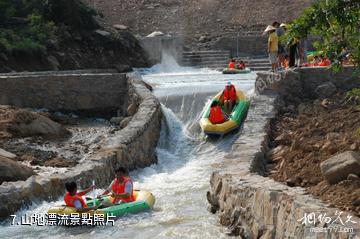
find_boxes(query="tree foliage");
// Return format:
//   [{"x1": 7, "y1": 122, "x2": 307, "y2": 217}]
[
  {"x1": 0, "y1": 0, "x2": 99, "y2": 56},
  {"x1": 283, "y1": 0, "x2": 360, "y2": 70}
]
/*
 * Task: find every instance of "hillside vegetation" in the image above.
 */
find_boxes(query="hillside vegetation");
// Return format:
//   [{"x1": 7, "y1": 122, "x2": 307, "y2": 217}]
[{"x1": 0, "y1": 0, "x2": 148, "y2": 72}]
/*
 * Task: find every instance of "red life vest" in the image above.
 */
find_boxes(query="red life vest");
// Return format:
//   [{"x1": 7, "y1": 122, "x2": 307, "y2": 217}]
[
  {"x1": 319, "y1": 59, "x2": 330, "y2": 66},
  {"x1": 64, "y1": 192, "x2": 87, "y2": 208},
  {"x1": 209, "y1": 106, "x2": 226, "y2": 124},
  {"x1": 223, "y1": 85, "x2": 237, "y2": 101},
  {"x1": 228, "y1": 62, "x2": 235, "y2": 69},
  {"x1": 111, "y1": 177, "x2": 135, "y2": 203}
]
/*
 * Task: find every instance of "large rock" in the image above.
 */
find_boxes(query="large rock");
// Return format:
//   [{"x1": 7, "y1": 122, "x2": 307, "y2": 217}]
[
  {"x1": 314, "y1": 82, "x2": 337, "y2": 98},
  {"x1": 12, "y1": 115, "x2": 69, "y2": 138},
  {"x1": 0, "y1": 148, "x2": 16, "y2": 159},
  {"x1": 320, "y1": 151, "x2": 360, "y2": 184},
  {"x1": 8, "y1": 110, "x2": 70, "y2": 138},
  {"x1": 146, "y1": 31, "x2": 164, "y2": 37},
  {"x1": 113, "y1": 24, "x2": 128, "y2": 30},
  {"x1": 0, "y1": 156, "x2": 35, "y2": 184}
]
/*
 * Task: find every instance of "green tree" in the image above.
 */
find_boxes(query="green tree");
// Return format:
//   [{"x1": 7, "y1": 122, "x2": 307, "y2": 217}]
[{"x1": 283, "y1": 0, "x2": 360, "y2": 70}]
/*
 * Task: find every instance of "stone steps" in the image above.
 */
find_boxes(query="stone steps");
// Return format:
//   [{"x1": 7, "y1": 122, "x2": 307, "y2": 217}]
[{"x1": 180, "y1": 50, "x2": 231, "y2": 68}]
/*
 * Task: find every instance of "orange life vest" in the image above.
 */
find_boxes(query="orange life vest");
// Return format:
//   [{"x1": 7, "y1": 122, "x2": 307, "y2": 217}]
[
  {"x1": 64, "y1": 192, "x2": 87, "y2": 208},
  {"x1": 209, "y1": 106, "x2": 226, "y2": 124},
  {"x1": 228, "y1": 62, "x2": 235, "y2": 69},
  {"x1": 111, "y1": 177, "x2": 135, "y2": 203},
  {"x1": 319, "y1": 58, "x2": 330, "y2": 66},
  {"x1": 223, "y1": 85, "x2": 237, "y2": 101}
]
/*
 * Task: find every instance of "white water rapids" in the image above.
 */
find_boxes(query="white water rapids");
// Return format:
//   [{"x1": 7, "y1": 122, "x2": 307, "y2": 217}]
[{"x1": 0, "y1": 58, "x2": 256, "y2": 238}]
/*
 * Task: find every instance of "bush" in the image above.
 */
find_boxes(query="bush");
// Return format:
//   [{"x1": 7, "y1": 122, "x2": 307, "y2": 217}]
[
  {"x1": 283, "y1": 0, "x2": 360, "y2": 70},
  {"x1": 11, "y1": 38, "x2": 46, "y2": 56}
]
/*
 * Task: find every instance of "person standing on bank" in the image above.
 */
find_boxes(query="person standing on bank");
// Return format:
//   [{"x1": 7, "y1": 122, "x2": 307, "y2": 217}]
[{"x1": 264, "y1": 25, "x2": 278, "y2": 72}]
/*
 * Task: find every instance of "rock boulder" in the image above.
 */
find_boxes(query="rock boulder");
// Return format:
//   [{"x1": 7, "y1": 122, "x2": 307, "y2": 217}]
[
  {"x1": 0, "y1": 156, "x2": 35, "y2": 184},
  {"x1": 314, "y1": 82, "x2": 337, "y2": 98},
  {"x1": 320, "y1": 151, "x2": 360, "y2": 184},
  {"x1": 6, "y1": 109, "x2": 70, "y2": 138}
]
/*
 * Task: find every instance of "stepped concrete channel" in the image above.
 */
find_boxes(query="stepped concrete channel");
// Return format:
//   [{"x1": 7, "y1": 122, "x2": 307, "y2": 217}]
[
  {"x1": 207, "y1": 67, "x2": 360, "y2": 238},
  {"x1": 0, "y1": 70, "x2": 162, "y2": 219},
  {"x1": 180, "y1": 50, "x2": 270, "y2": 71}
]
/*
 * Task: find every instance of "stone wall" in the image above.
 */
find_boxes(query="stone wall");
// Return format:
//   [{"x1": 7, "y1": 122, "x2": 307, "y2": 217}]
[
  {"x1": 207, "y1": 67, "x2": 360, "y2": 238},
  {"x1": 0, "y1": 72, "x2": 128, "y2": 117},
  {"x1": 0, "y1": 73, "x2": 162, "y2": 219},
  {"x1": 214, "y1": 35, "x2": 268, "y2": 57}
]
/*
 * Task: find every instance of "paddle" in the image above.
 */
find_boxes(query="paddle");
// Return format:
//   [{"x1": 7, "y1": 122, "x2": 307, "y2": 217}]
[{"x1": 92, "y1": 180, "x2": 96, "y2": 207}]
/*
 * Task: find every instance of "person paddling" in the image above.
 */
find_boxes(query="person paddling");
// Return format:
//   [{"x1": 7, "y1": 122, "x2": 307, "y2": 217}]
[
  {"x1": 222, "y1": 81, "x2": 237, "y2": 113},
  {"x1": 99, "y1": 167, "x2": 135, "y2": 206},
  {"x1": 209, "y1": 101, "x2": 227, "y2": 124},
  {"x1": 228, "y1": 59, "x2": 236, "y2": 69},
  {"x1": 64, "y1": 181, "x2": 98, "y2": 212}
]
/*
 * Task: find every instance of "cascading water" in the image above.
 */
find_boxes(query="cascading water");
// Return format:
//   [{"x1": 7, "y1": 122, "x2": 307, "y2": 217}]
[{"x1": 0, "y1": 55, "x2": 256, "y2": 238}]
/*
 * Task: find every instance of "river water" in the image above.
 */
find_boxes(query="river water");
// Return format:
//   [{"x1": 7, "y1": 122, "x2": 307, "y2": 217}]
[{"x1": 0, "y1": 62, "x2": 256, "y2": 238}]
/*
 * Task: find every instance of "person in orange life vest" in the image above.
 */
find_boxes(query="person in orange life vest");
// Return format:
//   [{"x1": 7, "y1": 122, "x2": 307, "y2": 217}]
[
  {"x1": 228, "y1": 59, "x2": 236, "y2": 69},
  {"x1": 319, "y1": 55, "x2": 331, "y2": 67},
  {"x1": 209, "y1": 101, "x2": 227, "y2": 124},
  {"x1": 284, "y1": 55, "x2": 289, "y2": 69},
  {"x1": 99, "y1": 167, "x2": 135, "y2": 205},
  {"x1": 64, "y1": 181, "x2": 98, "y2": 212},
  {"x1": 223, "y1": 81, "x2": 237, "y2": 113}
]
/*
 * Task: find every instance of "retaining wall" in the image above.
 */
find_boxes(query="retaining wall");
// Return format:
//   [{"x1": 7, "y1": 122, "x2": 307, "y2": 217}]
[
  {"x1": 0, "y1": 73, "x2": 162, "y2": 219},
  {"x1": 0, "y1": 72, "x2": 127, "y2": 117},
  {"x1": 207, "y1": 67, "x2": 360, "y2": 238}
]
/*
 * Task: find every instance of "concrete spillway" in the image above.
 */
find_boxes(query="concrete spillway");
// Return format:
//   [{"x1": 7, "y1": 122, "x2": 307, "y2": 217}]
[{"x1": 0, "y1": 65, "x2": 256, "y2": 238}]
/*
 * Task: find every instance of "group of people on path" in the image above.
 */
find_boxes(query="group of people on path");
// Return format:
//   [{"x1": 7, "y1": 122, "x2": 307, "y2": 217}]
[
  {"x1": 264, "y1": 21, "x2": 332, "y2": 72},
  {"x1": 64, "y1": 167, "x2": 135, "y2": 212}
]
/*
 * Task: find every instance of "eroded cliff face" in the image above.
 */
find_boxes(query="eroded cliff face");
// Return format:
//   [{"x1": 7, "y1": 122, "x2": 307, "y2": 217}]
[
  {"x1": 87, "y1": 0, "x2": 313, "y2": 49},
  {"x1": 0, "y1": 0, "x2": 149, "y2": 73}
]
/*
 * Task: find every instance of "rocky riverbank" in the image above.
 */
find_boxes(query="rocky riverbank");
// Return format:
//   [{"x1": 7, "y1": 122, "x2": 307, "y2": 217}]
[{"x1": 267, "y1": 93, "x2": 360, "y2": 217}]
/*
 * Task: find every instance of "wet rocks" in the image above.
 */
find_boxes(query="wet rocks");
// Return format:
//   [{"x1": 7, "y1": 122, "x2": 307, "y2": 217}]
[
  {"x1": 0, "y1": 156, "x2": 35, "y2": 184},
  {"x1": 320, "y1": 151, "x2": 360, "y2": 184}
]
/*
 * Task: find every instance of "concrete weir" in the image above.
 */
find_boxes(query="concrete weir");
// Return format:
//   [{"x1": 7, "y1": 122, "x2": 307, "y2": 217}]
[
  {"x1": 207, "y1": 67, "x2": 360, "y2": 238},
  {"x1": 0, "y1": 71, "x2": 162, "y2": 219}
]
